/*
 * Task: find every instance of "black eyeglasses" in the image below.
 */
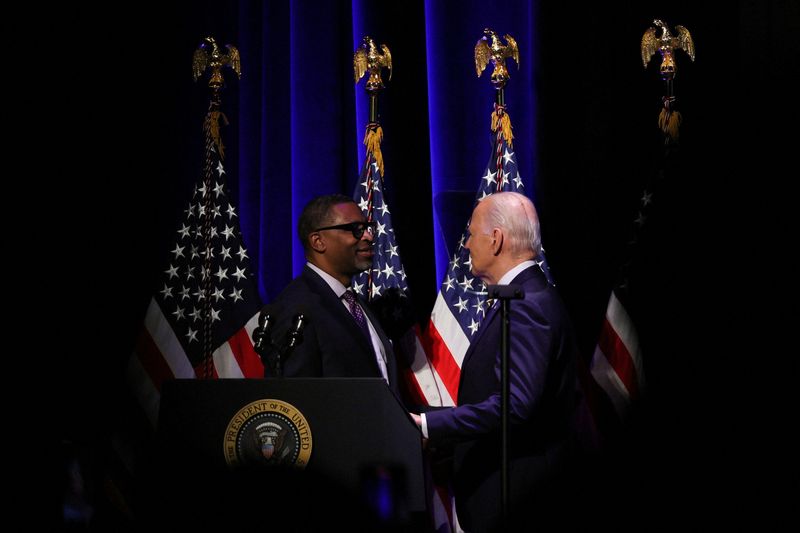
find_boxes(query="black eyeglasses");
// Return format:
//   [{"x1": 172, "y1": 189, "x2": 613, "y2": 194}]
[{"x1": 313, "y1": 221, "x2": 376, "y2": 239}]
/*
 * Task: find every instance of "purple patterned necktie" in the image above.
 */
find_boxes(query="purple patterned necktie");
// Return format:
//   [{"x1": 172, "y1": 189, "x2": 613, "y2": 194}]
[
  {"x1": 342, "y1": 289, "x2": 389, "y2": 382},
  {"x1": 341, "y1": 289, "x2": 371, "y2": 341}
]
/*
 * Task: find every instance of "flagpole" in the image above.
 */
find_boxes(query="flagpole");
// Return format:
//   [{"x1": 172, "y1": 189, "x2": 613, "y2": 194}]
[
  {"x1": 586, "y1": 21, "x2": 696, "y2": 431},
  {"x1": 192, "y1": 36, "x2": 241, "y2": 378},
  {"x1": 369, "y1": 92, "x2": 378, "y2": 124},
  {"x1": 475, "y1": 27, "x2": 520, "y2": 527},
  {"x1": 631, "y1": 18, "x2": 696, "y2": 256},
  {"x1": 640, "y1": 19, "x2": 695, "y2": 150},
  {"x1": 493, "y1": 82, "x2": 512, "y2": 533},
  {"x1": 353, "y1": 36, "x2": 391, "y2": 302}
]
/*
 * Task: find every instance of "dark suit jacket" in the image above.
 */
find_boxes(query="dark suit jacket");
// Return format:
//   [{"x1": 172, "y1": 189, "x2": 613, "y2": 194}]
[
  {"x1": 425, "y1": 264, "x2": 579, "y2": 531},
  {"x1": 270, "y1": 265, "x2": 399, "y2": 395}
]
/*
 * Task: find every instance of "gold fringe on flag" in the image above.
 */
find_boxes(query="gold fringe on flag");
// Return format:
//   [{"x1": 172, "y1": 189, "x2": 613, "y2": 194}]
[
  {"x1": 205, "y1": 110, "x2": 229, "y2": 160},
  {"x1": 364, "y1": 125, "x2": 384, "y2": 176},
  {"x1": 658, "y1": 107, "x2": 682, "y2": 142},
  {"x1": 491, "y1": 109, "x2": 514, "y2": 147}
]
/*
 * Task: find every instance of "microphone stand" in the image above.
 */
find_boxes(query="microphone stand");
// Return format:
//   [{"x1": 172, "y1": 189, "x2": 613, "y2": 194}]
[
  {"x1": 252, "y1": 306, "x2": 275, "y2": 377},
  {"x1": 275, "y1": 314, "x2": 306, "y2": 377},
  {"x1": 252, "y1": 309, "x2": 306, "y2": 378},
  {"x1": 487, "y1": 283, "x2": 524, "y2": 528}
]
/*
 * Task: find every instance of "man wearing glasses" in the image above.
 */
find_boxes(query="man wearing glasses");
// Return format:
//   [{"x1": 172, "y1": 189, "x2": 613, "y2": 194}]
[{"x1": 268, "y1": 194, "x2": 398, "y2": 394}]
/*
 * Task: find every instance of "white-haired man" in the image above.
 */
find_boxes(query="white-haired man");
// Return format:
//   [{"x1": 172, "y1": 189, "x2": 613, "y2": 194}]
[{"x1": 413, "y1": 192, "x2": 580, "y2": 531}]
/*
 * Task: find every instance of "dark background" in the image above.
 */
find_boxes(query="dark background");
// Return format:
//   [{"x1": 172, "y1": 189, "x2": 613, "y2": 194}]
[{"x1": 44, "y1": 0, "x2": 797, "y2": 528}]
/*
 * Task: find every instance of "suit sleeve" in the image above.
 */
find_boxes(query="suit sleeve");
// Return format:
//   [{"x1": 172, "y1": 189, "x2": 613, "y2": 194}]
[{"x1": 425, "y1": 298, "x2": 553, "y2": 441}]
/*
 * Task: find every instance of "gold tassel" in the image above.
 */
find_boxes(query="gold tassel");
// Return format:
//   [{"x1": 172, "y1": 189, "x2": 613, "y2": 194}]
[
  {"x1": 205, "y1": 110, "x2": 229, "y2": 160},
  {"x1": 363, "y1": 126, "x2": 384, "y2": 176},
  {"x1": 658, "y1": 108, "x2": 681, "y2": 143},
  {"x1": 491, "y1": 110, "x2": 514, "y2": 147}
]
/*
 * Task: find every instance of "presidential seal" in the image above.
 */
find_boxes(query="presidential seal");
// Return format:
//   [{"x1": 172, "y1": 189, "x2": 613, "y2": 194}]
[{"x1": 223, "y1": 399, "x2": 312, "y2": 468}]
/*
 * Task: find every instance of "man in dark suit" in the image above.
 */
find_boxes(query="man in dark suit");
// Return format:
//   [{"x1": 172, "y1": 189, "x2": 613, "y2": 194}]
[
  {"x1": 412, "y1": 192, "x2": 580, "y2": 532},
  {"x1": 269, "y1": 194, "x2": 399, "y2": 394}
]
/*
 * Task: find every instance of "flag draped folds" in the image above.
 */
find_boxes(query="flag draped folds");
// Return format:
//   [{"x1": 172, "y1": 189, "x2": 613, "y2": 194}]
[
  {"x1": 129, "y1": 107, "x2": 263, "y2": 427},
  {"x1": 352, "y1": 119, "x2": 463, "y2": 532},
  {"x1": 585, "y1": 185, "x2": 650, "y2": 429},
  {"x1": 417, "y1": 104, "x2": 549, "y2": 405}
]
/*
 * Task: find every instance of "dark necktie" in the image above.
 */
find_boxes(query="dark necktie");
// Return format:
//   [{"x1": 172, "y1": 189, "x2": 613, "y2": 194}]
[
  {"x1": 342, "y1": 289, "x2": 389, "y2": 382},
  {"x1": 341, "y1": 289, "x2": 371, "y2": 341}
]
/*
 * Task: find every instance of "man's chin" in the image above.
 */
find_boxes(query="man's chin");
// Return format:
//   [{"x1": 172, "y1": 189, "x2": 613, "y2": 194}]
[
  {"x1": 355, "y1": 261, "x2": 373, "y2": 272},
  {"x1": 472, "y1": 270, "x2": 489, "y2": 283}
]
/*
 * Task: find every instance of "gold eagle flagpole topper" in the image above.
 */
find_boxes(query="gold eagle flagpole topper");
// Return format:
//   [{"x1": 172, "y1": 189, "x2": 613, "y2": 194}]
[
  {"x1": 354, "y1": 36, "x2": 392, "y2": 177},
  {"x1": 475, "y1": 28, "x2": 518, "y2": 146},
  {"x1": 475, "y1": 28, "x2": 519, "y2": 91},
  {"x1": 353, "y1": 36, "x2": 392, "y2": 120},
  {"x1": 192, "y1": 36, "x2": 241, "y2": 96},
  {"x1": 192, "y1": 36, "x2": 241, "y2": 159},
  {"x1": 641, "y1": 19, "x2": 695, "y2": 144},
  {"x1": 191, "y1": 36, "x2": 241, "y2": 376}
]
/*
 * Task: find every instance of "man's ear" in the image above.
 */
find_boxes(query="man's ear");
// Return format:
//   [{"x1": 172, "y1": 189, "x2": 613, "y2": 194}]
[
  {"x1": 309, "y1": 232, "x2": 326, "y2": 253},
  {"x1": 492, "y1": 228, "x2": 503, "y2": 256}
]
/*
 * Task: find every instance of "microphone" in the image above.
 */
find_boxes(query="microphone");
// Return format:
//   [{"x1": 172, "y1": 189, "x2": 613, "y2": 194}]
[
  {"x1": 275, "y1": 314, "x2": 306, "y2": 377},
  {"x1": 285, "y1": 313, "x2": 306, "y2": 350},
  {"x1": 486, "y1": 284, "x2": 525, "y2": 300},
  {"x1": 253, "y1": 305, "x2": 276, "y2": 356}
]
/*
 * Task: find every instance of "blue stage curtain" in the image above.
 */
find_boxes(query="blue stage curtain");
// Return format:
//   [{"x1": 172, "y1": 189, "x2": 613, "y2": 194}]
[{"x1": 227, "y1": 0, "x2": 541, "y2": 315}]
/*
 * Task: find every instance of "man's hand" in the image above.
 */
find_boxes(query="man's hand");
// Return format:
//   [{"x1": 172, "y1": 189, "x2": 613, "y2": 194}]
[{"x1": 409, "y1": 413, "x2": 429, "y2": 448}]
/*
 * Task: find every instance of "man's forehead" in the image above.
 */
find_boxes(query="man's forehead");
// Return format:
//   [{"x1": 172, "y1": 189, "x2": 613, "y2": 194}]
[
  {"x1": 471, "y1": 200, "x2": 489, "y2": 220},
  {"x1": 331, "y1": 202, "x2": 363, "y2": 219}
]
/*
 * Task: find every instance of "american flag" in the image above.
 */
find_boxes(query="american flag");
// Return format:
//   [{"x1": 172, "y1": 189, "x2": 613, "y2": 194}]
[
  {"x1": 352, "y1": 124, "x2": 411, "y2": 315},
  {"x1": 587, "y1": 187, "x2": 649, "y2": 426},
  {"x1": 415, "y1": 104, "x2": 553, "y2": 407},
  {"x1": 351, "y1": 124, "x2": 433, "y2": 406},
  {"x1": 590, "y1": 288, "x2": 644, "y2": 420},
  {"x1": 352, "y1": 121, "x2": 461, "y2": 532},
  {"x1": 128, "y1": 111, "x2": 263, "y2": 427}
]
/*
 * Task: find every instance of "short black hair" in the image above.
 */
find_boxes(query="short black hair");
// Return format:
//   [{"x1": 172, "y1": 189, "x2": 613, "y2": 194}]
[{"x1": 297, "y1": 193, "x2": 355, "y2": 252}]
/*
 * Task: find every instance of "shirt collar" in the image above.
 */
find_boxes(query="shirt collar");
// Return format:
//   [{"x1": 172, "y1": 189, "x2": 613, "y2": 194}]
[
  {"x1": 496, "y1": 260, "x2": 537, "y2": 285},
  {"x1": 306, "y1": 262, "x2": 348, "y2": 298}
]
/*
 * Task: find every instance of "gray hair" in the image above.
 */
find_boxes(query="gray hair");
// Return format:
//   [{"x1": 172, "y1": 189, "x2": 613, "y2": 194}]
[{"x1": 481, "y1": 192, "x2": 541, "y2": 258}]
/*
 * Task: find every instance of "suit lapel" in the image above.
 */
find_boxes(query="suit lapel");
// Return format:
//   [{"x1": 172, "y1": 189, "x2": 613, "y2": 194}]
[
  {"x1": 459, "y1": 265, "x2": 544, "y2": 372},
  {"x1": 461, "y1": 302, "x2": 499, "y2": 370},
  {"x1": 301, "y1": 267, "x2": 376, "y2": 358}
]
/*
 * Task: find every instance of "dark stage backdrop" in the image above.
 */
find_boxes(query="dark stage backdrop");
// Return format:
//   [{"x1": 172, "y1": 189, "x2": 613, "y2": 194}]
[{"x1": 53, "y1": 0, "x2": 795, "y2": 528}]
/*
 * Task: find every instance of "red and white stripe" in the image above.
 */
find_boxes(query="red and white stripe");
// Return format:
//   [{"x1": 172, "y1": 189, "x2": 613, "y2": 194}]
[
  {"x1": 407, "y1": 291, "x2": 471, "y2": 408},
  {"x1": 404, "y1": 293, "x2": 470, "y2": 533},
  {"x1": 127, "y1": 297, "x2": 262, "y2": 427},
  {"x1": 589, "y1": 290, "x2": 645, "y2": 419}
]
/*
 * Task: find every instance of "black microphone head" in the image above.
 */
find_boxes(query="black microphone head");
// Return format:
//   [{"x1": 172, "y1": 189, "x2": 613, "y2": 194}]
[
  {"x1": 253, "y1": 305, "x2": 277, "y2": 353},
  {"x1": 486, "y1": 284, "x2": 525, "y2": 300},
  {"x1": 253, "y1": 327, "x2": 266, "y2": 353},
  {"x1": 291, "y1": 313, "x2": 306, "y2": 334},
  {"x1": 285, "y1": 313, "x2": 306, "y2": 348},
  {"x1": 258, "y1": 304, "x2": 276, "y2": 328}
]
